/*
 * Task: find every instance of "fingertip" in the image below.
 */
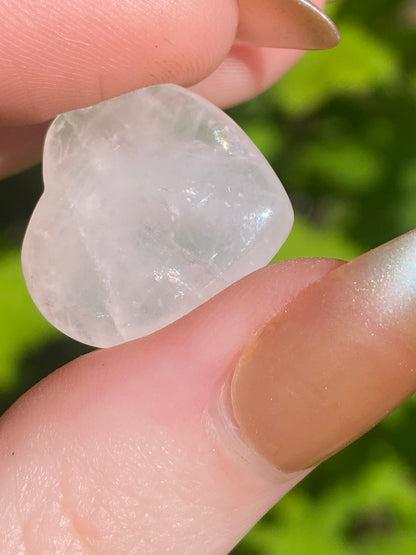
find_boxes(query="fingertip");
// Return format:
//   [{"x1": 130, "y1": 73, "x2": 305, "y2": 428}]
[
  {"x1": 0, "y1": 0, "x2": 238, "y2": 124},
  {"x1": 232, "y1": 231, "x2": 416, "y2": 473},
  {"x1": 191, "y1": 45, "x2": 302, "y2": 108}
]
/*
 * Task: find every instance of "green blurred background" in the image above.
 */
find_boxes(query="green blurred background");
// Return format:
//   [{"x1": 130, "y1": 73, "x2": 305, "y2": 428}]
[{"x1": 1, "y1": 0, "x2": 416, "y2": 552}]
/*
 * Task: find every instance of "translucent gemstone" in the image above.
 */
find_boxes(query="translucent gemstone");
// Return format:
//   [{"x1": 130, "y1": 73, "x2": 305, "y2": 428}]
[{"x1": 22, "y1": 85, "x2": 293, "y2": 348}]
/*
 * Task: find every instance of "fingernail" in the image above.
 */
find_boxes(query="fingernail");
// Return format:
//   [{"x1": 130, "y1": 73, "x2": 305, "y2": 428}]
[
  {"x1": 237, "y1": 0, "x2": 340, "y2": 50},
  {"x1": 231, "y1": 230, "x2": 416, "y2": 472}
]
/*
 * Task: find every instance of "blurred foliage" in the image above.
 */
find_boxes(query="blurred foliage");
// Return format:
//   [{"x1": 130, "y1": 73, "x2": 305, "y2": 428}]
[{"x1": 0, "y1": 0, "x2": 415, "y2": 553}]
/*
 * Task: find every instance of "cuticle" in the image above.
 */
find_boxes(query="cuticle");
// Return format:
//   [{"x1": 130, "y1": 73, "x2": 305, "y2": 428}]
[{"x1": 204, "y1": 372, "x2": 305, "y2": 484}]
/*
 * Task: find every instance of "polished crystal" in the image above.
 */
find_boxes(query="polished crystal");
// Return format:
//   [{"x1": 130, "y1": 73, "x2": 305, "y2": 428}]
[{"x1": 22, "y1": 85, "x2": 293, "y2": 347}]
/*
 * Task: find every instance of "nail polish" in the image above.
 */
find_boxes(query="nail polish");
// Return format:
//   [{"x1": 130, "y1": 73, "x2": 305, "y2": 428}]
[
  {"x1": 237, "y1": 0, "x2": 340, "y2": 50},
  {"x1": 231, "y1": 230, "x2": 416, "y2": 472}
]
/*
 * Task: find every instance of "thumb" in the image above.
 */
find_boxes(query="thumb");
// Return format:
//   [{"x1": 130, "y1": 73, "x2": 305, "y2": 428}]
[
  {"x1": 0, "y1": 0, "x2": 238, "y2": 125},
  {"x1": 2, "y1": 232, "x2": 416, "y2": 553}
]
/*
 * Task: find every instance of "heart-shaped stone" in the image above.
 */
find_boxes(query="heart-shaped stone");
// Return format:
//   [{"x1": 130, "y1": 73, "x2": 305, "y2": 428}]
[{"x1": 22, "y1": 85, "x2": 293, "y2": 348}]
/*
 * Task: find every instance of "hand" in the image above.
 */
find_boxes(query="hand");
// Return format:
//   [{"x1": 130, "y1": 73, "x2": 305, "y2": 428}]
[
  {"x1": 2, "y1": 2, "x2": 415, "y2": 554},
  {"x1": 0, "y1": 0, "x2": 338, "y2": 178}
]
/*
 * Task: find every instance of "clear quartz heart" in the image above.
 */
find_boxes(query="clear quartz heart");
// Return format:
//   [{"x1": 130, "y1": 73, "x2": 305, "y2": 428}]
[{"x1": 22, "y1": 84, "x2": 293, "y2": 348}]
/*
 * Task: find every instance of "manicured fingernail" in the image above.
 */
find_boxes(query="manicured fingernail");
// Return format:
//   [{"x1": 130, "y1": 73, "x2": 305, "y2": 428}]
[
  {"x1": 237, "y1": 0, "x2": 340, "y2": 49},
  {"x1": 231, "y1": 230, "x2": 416, "y2": 472}
]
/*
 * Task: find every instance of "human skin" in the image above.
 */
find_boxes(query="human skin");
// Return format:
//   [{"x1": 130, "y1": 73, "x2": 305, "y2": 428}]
[{"x1": 1, "y1": 1, "x2": 416, "y2": 553}]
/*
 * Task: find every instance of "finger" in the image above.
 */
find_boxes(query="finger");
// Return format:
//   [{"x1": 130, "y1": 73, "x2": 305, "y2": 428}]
[
  {"x1": 191, "y1": 44, "x2": 303, "y2": 108},
  {"x1": 0, "y1": 0, "x2": 337, "y2": 126},
  {"x1": 0, "y1": 257, "x2": 340, "y2": 554},
  {"x1": 192, "y1": 0, "x2": 337, "y2": 107},
  {"x1": 232, "y1": 231, "x2": 416, "y2": 470},
  {"x1": 3, "y1": 230, "x2": 416, "y2": 553},
  {"x1": 0, "y1": 0, "x2": 239, "y2": 125}
]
